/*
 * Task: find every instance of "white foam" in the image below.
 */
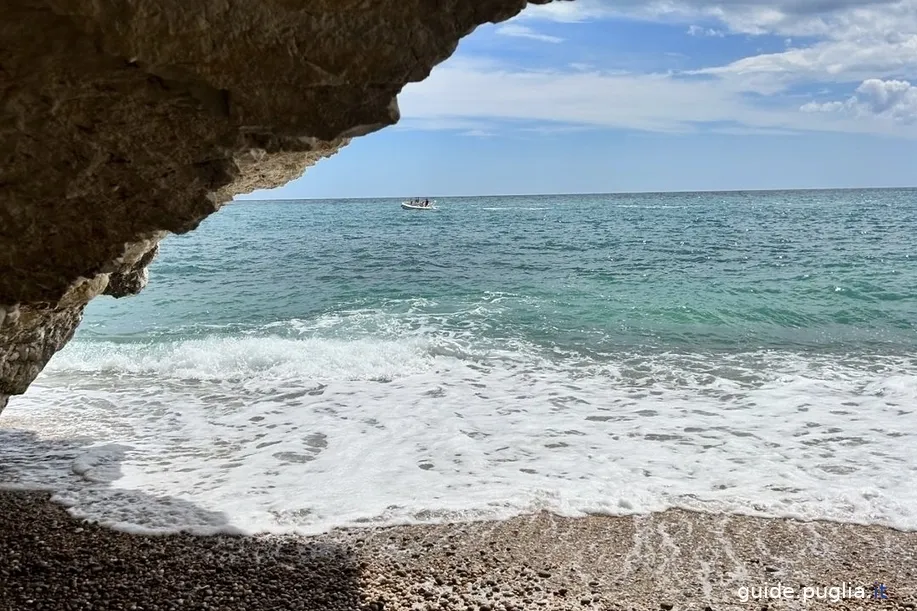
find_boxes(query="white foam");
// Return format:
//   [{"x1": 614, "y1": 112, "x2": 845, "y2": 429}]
[
  {"x1": 4, "y1": 330, "x2": 917, "y2": 535},
  {"x1": 71, "y1": 444, "x2": 128, "y2": 483},
  {"x1": 46, "y1": 335, "x2": 434, "y2": 383}
]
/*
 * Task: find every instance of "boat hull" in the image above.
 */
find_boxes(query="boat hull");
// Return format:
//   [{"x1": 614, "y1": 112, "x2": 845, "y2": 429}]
[{"x1": 401, "y1": 202, "x2": 437, "y2": 210}]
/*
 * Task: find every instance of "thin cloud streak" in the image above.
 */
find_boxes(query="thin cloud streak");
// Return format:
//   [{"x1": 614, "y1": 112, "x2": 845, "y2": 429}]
[{"x1": 495, "y1": 23, "x2": 565, "y2": 43}]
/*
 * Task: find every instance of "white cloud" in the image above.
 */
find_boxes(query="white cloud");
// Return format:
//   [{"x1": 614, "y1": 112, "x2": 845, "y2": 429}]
[
  {"x1": 687, "y1": 24, "x2": 725, "y2": 37},
  {"x1": 802, "y1": 78, "x2": 917, "y2": 122},
  {"x1": 521, "y1": 0, "x2": 613, "y2": 23},
  {"x1": 698, "y1": 1, "x2": 908, "y2": 38},
  {"x1": 396, "y1": 1, "x2": 917, "y2": 138},
  {"x1": 518, "y1": 0, "x2": 917, "y2": 90},
  {"x1": 398, "y1": 58, "x2": 917, "y2": 137},
  {"x1": 519, "y1": 0, "x2": 906, "y2": 36},
  {"x1": 495, "y1": 23, "x2": 564, "y2": 43},
  {"x1": 697, "y1": 27, "x2": 917, "y2": 89}
]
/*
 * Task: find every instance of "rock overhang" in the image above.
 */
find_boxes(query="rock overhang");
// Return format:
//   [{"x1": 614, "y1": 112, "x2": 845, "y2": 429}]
[{"x1": 0, "y1": 0, "x2": 562, "y2": 411}]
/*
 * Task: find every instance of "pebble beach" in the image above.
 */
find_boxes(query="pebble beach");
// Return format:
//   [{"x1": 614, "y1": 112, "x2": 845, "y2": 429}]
[{"x1": 2, "y1": 490, "x2": 915, "y2": 611}]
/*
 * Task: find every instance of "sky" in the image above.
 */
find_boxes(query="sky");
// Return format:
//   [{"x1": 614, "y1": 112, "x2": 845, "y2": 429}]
[{"x1": 238, "y1": 0, "x2": 917, "y2": 198}]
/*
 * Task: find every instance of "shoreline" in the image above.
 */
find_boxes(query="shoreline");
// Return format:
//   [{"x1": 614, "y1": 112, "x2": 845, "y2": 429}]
[{"x1": 2, "y1": 491, "x2": 915, "y2": 610}]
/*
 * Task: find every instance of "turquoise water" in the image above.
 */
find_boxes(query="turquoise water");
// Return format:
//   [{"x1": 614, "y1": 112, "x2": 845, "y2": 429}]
[
  {"x1": 5, "y1": 189, "x2": 917, "y2": 533},
  {"x1": 86, "y1": 190, "x2": 917, "y2": 352}
]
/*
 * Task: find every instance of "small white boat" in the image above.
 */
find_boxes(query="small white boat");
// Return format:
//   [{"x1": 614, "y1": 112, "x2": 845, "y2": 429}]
[{"x1": 401, "y1": 200, "x2": 437, "y2": 210}]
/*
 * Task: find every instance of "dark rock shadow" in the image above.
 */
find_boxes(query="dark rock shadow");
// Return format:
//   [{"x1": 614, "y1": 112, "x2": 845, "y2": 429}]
[{"x1": 0, "y1": 429, "x2": 365, "y2": 611}]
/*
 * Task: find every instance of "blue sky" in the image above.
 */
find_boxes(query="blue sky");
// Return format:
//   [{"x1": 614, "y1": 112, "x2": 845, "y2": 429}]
[{"x1": 238, "y1": 0, "x2": 917, "y2": 198}]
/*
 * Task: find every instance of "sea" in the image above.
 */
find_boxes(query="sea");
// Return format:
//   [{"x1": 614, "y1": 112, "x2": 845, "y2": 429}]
[{"x1": 2, "y1": 189, "x2": 916, "y2": 535}]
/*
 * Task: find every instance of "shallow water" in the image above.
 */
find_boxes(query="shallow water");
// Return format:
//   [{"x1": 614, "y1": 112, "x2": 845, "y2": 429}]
[{"x1": 4, "y1": 189, "x2": 917, "y2": 533}]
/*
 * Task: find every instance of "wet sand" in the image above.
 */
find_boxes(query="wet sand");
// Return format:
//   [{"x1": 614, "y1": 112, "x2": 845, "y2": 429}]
[{"x1": 1, "y1": 490, "x2": 915, "y2": 610}]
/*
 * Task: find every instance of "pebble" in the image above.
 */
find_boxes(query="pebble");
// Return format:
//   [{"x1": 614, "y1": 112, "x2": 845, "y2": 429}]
[{"x1": 3, "y1": 491, "x2": 916, "y2": 611}]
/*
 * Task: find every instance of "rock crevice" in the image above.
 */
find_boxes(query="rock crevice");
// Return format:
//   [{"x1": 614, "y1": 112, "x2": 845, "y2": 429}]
[{"x1": 1, "y1": 0, "x2": 557, "y2": 410}]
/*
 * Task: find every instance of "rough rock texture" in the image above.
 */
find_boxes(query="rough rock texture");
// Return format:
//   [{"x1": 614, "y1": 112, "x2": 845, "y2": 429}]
[{"x1": 0, "y1": 0, "x2": 556, "y2": 410}]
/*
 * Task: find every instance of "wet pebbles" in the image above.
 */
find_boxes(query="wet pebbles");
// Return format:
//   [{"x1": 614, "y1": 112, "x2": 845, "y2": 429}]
[{"x1": 2, "y1": 491, "x2": 916, "y2": 611}]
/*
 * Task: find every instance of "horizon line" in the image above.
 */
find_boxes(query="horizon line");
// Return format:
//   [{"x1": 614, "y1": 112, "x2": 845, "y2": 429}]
[{"x1": 233, "y1": 185, "x2": 917, "y2": 202}]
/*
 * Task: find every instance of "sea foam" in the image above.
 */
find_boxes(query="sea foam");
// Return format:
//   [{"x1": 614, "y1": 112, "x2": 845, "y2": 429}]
[
  {"x1": 4, "y1": 191, "x2": 916, "y2": 535},
  {"x1": 3, "y1": 322, "x2": 916, "y2": 535}
]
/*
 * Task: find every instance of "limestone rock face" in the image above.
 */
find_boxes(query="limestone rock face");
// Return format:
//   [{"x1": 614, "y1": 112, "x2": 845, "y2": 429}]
[{"x1": 0, "y1": 0, "x2": 556, "y2": 410}]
